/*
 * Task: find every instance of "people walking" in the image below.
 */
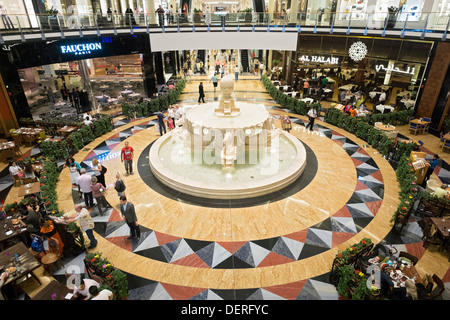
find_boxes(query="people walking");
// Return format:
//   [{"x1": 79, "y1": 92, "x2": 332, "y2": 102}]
[
  {"x1": 119, "y1": 196, "x2": 140, "y2": 240},
  {"x1": 121, "y1": 141, "x2": 134, "y2": 175},
  {"x1": 198, "y1": 82, "x2": 206, "y2": 103},
  {"x1": 76, "y1": 168, "x2": 94, "y2": 208}
]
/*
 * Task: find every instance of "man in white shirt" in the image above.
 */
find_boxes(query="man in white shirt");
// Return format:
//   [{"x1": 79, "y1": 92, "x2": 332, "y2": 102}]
[
  {"x1": 259, "y1": 63, "x2": 264, "y2": 80},
  {"x1": 76, "y1": 168, "x2": 94, "y2": 207},
  {"x1": 65, "y1": 204, "x2": 97, "y2": 249},
  {"x1": 306, "y1": 107, "x2": 317, "y2": 131},
  {"x1": 234, "y1": 65, "x2": 239, "y2": 81},
  {"x1": 377, "y1": 90, "x2": 386, "y2": 106},
  {"x1": 89, "y1": 286, "x2": 113, "y2": 300},
  {"x1": 73, "y1": 278, "x2": 100, "y2": 300},
  {"x1": 175, "y1": 105, "x2": 183, "y2": 123}
]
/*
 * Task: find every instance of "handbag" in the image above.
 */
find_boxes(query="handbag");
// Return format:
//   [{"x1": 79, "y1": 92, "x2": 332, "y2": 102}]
[{"x1": 101, "y1": 165, "x2": 107, "y2": 174}]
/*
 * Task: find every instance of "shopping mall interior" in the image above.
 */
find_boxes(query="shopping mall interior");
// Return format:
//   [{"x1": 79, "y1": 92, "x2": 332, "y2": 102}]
[{"x1": 0, "y1": 0, "x2": 449, "y2": 309}]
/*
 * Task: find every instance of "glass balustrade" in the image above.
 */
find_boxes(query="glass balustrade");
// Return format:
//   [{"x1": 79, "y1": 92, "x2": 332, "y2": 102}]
[{"x1": 0, "y1": 11, "x2": 448, "y2": 36}]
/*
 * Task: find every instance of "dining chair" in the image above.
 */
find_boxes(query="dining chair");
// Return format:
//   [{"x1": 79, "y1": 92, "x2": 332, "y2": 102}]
[
  {"x1": 398, "y1": 251, "x2": 418, "y2": 266},
  {"x1": 443, "y1": 140, "x2": 450, "y2": 152},
  {"x1": 422, "y1": 274, "x2": 445, "y2": 300},
  {"x1": 426, "y1": 179, "x2": 439, "y2": 193},
  {"x1": 421, "y1": 119, "x2": 430, "y2": 134},
  {"x1": 409, "y1": 121, "x2": 421, "y2": 135}
]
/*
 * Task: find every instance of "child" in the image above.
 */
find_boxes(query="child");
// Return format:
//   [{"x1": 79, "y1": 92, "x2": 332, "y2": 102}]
[{"x1": 168, "y1": 117, "x2": 174, "y2": 130}]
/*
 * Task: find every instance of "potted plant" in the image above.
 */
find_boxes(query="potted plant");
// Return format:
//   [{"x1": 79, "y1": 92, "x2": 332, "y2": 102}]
[
  {"x1": 336, "y1": 265, "x2": 354, "y2": 299},
  {"x1": 243, "y1": 8, "x2": 252, "y2": 22},
  {"x1": 193, "y1": 8, "x2": 202, "y2": 23},
  {"x1": 386, "y1": 6, "x2": 398, "y2": 28}
]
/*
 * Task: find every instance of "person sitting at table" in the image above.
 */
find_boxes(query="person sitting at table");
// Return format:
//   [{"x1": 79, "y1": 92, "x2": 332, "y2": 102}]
[
  {"x1": 9, "y1": 160, "x2": 24, "y2": 179},
  {"x1": 350, "y1": 106, "x2": 357, "y2": 117},
  {"x1": 23, "y1": 161, "x2": 36, "y2": 180},
  {"x1": 0, "y1": 271, "x2": 9, "y2": 300},
  {"x1": 344, "y1": 104, "x2": 352, "y2": 114},
  {"x1": 433, "y1": 183, "x2": 448, "y2": 199},
  {"x1": 89, "y1": 285, "x2": 113, "y2": 300},
  {"x1": 73, "y1": 277, "x2": 100, "y2": 300},
  {"x1": 40, "y1": 219, "x2": 64, "y2": 256},
  {"x1": 422, "y1": 154, "x2": 440, "y2": 187},
  {"x1": 339, "y1": 90, "x2": 347, "y2": 102},
  {"x1": 18, "y1": 203, "x2": 42, "y2": 247}
]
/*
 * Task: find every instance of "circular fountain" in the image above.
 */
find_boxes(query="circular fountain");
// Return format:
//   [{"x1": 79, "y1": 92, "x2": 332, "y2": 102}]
[{"x1": 149, "y1": 76, "x2": 307, "y2": 199}]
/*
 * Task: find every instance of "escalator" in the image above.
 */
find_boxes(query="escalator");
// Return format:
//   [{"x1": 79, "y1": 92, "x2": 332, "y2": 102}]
[
  {"x1": 240, "y1": 49, "x2": 250, "y2": 73},
  {"x1": 253, "y1": 0, "x2": 265, "y2": 23}
]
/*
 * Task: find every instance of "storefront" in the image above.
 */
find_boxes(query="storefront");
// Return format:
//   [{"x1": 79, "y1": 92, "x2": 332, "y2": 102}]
[
  {"x1": 0, "y1": 34, "x2": 159, "y2": 123},
  {"x1": 289, "y1": 34, "x2": 434, "y2": 110}
]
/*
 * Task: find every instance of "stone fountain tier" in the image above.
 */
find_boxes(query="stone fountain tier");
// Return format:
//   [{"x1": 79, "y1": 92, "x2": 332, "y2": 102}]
[
  {"x1": 183, "y1": 102, "x2": 275, "y2": 148},
  {"x1": 149, "y1": 126, "x2": 307, "y2": 200}
]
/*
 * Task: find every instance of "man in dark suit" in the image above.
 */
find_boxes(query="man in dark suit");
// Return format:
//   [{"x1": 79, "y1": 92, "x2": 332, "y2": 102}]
[
  {"x1": 119, "y1": 196, "x2": 140, "y2": 240},
  {"x1": 198, "y1": 82, "x2": 205, "y2": 103}
]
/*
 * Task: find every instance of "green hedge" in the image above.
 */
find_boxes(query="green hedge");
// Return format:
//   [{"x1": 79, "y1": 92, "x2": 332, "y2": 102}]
[{"x1": 122, "y1": 78, "x2": 187, "y2": 119}]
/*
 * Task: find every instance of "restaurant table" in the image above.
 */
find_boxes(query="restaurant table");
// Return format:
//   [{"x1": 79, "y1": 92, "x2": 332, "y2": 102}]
[
  {"x1": 338, "y1": 84, "x2": 355, "y2": 91},
  {"x1": 57, "y1": 126, "x2": 77, "y2": 136},
  {"x1": 32, "y1": 279, "x2": 72, "y2": 300},
  {"x1": 375, "y1": 123, "x2": 396, "y2": 131},
  {"x1": 369, "y1": 91, "x2": 381, "y2": 99},
  {"x1": 13, "y1": 128, "x2": 43, "y2": 136},
  {"x1": 401, "y1": 99, "x2": 415, "y2": 109},
  {"x1": 0, "y1": 217, "x2": 28, "y2": 249},
  {"x1": 0, "y1": 141, "x2": 15, "y2": 151},
  {"x1": 430, "y1": 217, "x2": 450, "y2": 239},
  {"x1": 376, "y1": 105, "x2": 395, "y2": 113},
  {"x1": 397, "y1": 90, "x2": 412, "y2": 97},
  {"x1": 389, "y1": 263, "x2": 423, "y2": 288},
  {"x1": 300, "y1": 97, "x2": 314, "y2": 104},
  {"x1": 18, "y1": 181, "x2": 41, "y2": 197},
  {"x1": 0, "y1": 242, "x2": 42, "y2": 293},
  {"x1": 121, "y1": 89, "x2": 133, "y2": 95},
  {"x1": 123, "y1": 85, "x2": 133, "y2": 89},
  {"x1": 99, "y1": 85, "x2": 109, "y2": 89}
]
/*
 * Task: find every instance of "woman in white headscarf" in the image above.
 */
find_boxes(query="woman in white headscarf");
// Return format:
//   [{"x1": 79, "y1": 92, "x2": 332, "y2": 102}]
[{"x1": 205, "y1": 7, "x2": 211, "y2": 25}]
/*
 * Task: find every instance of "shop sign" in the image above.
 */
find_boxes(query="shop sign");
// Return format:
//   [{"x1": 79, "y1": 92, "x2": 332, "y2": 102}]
[
  {"x1": 60, "y1": 43, "x2": 102, "y2": 55},
  {"x1": 299, "y1": 55, "x2": 339, "y2": 64},
  {"x1": 375, "y1": 64, "x2": 415, "y2": 75}
]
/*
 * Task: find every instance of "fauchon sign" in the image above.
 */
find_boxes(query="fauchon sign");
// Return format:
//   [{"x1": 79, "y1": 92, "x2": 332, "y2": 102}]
[{"x1": 60, "y1": 42, "x2": 102, "y2": 55}]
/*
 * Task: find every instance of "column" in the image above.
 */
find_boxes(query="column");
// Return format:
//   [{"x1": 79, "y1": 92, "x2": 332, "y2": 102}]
[
  {"x1": 142, "y1": 52, "x2": 157, "y2": 97},
  {"x1": 288, "y1": 0, "x2": 299, "y2": 25},
  {"x1": 383, "y1": 60, "x2": 395, "y2": 86},
  {"x1": 155, "y1": 52, "x2": 165, "y2": 86},
  {"x1": 0, "y1": 75, "x2": 19, "y2": 136},
  {"x1": 146, "y1": 0, "x2": 157, "y2": 24},
  {"x1": 268, "y1": 0, "x2": 275, "y2": 22}
]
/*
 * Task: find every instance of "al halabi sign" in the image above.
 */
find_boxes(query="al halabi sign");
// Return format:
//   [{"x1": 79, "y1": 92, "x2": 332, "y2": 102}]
[
  {"x1": 299, "y1": 55, "x2": 339, "y2": 64},
  {"x1": 60, "y1": 42, "x2": 102, "y2": 55}
]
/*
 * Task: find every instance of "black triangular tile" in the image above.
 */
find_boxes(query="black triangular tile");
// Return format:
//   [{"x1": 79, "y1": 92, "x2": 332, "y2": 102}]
[
  {"x1": 135, "y1": 246, "x2": 168, "y2": 262},
  {"x1": 311, "y1": 217, "x2": 332, "y2": 231},
  {"x1": 297, "y1": 243, "x2": 328, "y2": 260},
  {"x1": 184, "y1": 238, "x2": 214, "y2": 253},
  {"x1": 251, "y1": 237, "x2": 279, "y2": 251}
]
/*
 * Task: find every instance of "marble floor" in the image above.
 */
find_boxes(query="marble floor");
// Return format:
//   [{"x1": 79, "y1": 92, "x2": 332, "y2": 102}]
[{"x1": 4, "y1": 73, "x2": 450, "y2": 301}]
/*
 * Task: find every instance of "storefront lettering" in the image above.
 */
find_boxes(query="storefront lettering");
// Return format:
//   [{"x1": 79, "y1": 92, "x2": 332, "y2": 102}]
[
  {"x1": 375, "y1": 64, "x2": 415, "y2": 75},
  {"x1": 60, "y1": 43, "x2": 102, "y2": 55},
  {"x1": 299, "y1": 55, "x2": 339, "y2": 64}
]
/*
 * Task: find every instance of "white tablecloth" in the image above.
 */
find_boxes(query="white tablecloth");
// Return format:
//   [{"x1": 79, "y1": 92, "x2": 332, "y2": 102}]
[
  {"x1": 369, "y1": 91, "x2": 381, "y2": 99},
  {"x1": 376, "y1": 105, "x2": 395, "y2": 113},
  {"x1": 339, "y1": 84, "x2": 355, "y2": 91},
  {"x1": 402, "y1": 99, "x2": 415, "y2": 109},
  {"x1": 300, "y1": 98, "x2": 314, "y2": 104}
]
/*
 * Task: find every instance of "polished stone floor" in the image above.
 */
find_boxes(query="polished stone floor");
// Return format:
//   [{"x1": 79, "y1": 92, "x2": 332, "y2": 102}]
[{"x1": 3, "y1": 73, "x2": 450, "y2": 301}]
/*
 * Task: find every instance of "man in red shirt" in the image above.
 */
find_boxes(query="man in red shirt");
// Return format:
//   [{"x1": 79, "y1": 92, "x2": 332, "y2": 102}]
[{"x1": 121, "y1": 141, "x2": 134, "y2": 175}]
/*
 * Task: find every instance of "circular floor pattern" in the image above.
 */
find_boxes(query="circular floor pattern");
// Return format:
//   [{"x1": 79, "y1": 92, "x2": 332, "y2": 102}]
[{"x1": 78, "y1": 115, "x2": 385, "y2": 270}]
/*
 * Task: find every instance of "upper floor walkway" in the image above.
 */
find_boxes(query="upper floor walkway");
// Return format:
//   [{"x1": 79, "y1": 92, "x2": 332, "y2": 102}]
[{"x1": 0, "y1": 11, "x2": 449, "y2": 46}]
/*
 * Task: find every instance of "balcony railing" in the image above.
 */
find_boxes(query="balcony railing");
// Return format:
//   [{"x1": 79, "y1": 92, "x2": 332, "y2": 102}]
[{"x1": 1, "y1": 11, "x2": 449, "y2": 42}]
